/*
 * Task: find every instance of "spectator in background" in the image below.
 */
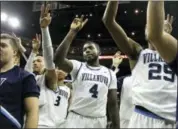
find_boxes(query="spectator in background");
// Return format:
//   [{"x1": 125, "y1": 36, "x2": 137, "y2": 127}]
[{"x1": 0, "y1": 33, "x2": 39, "y2": 128}]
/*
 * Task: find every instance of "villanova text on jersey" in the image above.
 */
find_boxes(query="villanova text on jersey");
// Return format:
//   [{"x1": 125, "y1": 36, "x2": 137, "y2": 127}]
[
  {"x1": 81, "y1": 73, "x2": 109, "y2": 86},
  {"x1": 57, "y1": 88, "x2": 68, "y2": 99},
  {"x1": 143, "y1": 53, "x2": 164, "y2": 64}
]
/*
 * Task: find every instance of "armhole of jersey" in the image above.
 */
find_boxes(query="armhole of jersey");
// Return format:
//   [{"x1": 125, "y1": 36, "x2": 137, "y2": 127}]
[
  {"x1": 72, "y1": 62, "x2": 83, "y2": 83},
  {"x1": 130, "y1": 49, "x2": 143, "y2": 72},
  {"x1": 108, "y1": 69, "x2": 112, "y2": 88}
]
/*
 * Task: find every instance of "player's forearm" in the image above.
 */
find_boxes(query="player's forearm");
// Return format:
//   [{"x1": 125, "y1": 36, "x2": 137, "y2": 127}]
[
  {"x1": 102, "y1": 1, "x2": 118, "y2": 24},
  {"x1": 24, "y1": 52, "x2": 36, "y2": 73},
  {"x1": 147, "y1": 1, "x2": 165, "y2": 40},
  {"x1": 41, "y1": 27, "x2": 55, "y2": 70},
  {"x1": 25, "y1": 111, "x2": 38, "y2": 128},
  {"x1": 108, "y1": 103, "x2": 120, "y2": 128},
  {"x1": 54, "y1": 30, "x2": 77, "y2": 66},
  {"x1": 102, "y1": 2, "x2": 139, "y2": 58}
]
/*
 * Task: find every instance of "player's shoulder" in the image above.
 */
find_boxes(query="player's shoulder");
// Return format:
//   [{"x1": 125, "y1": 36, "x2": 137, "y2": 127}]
[{"x1": 101, "y1": 65, "x2": 113, "y2": 72}]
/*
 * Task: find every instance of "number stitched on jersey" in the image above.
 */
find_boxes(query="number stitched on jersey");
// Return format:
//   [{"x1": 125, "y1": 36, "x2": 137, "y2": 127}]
[
  {"x1": 148, "y1": 63, "x2": 175, "y2": 82},
  {"x1": 89, "y1": 84, "x2": 98, "y2": 98},
  {"x1": 54, "y1": 96, "x2": 61, "y2": 106}
]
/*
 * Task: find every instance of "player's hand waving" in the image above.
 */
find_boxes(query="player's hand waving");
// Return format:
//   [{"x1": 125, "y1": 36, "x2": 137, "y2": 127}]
[
  {"x1": 32, "y1": 34, "x2": 41, "y2": 54},
  {"x1": 70, "y1": 15, "x2": 88, "y2": 32},
  {"x1": 112, "y1": 51, "x2": 123, "y2": 68},
  {"x1": 12, "y1": 33, "x2": 26, "y2": 53},
  {"x1": 164, "y1": 14, "x2": 174, "y2": 34},
  {"x1": 40, "y1": 4, "x2": 51, "y2": 28}
]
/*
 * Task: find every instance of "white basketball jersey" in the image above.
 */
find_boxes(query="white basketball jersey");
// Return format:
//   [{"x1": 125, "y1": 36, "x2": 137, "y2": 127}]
[
  {"x1": 119, "y1": 76, "x2": 134, "y2": 127},
  {"x1": 132, "y1": 49, "x2": 177, "y2": 121},
  {"x1": 69, "y1": 60, "x2": 117, "y2": 117},
  {"x1": 36, "y1": 75, "x2": 70, "y2": 127}
]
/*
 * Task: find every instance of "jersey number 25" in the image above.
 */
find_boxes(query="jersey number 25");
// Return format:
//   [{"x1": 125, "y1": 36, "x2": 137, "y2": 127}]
[{"x1": 148, "y1": 63, "x2": 175, "y2": 82}]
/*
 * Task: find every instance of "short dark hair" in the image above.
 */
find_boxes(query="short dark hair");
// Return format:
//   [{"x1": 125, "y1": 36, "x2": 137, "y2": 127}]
[{"x1": 83, "y1": 41, "x2": 101, "y2": 53}]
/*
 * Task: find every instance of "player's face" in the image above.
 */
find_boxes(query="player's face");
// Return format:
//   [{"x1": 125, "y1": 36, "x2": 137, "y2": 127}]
[
  {"x1": 33, "y1": 56, "x2": 44, "y2": 73},
  {"x1": 56, "y1": 69, "x2": 67, "y2": 81},
  {"x1": 0, "y1": 39, "x2": 15, "y2": 65},
  {"x1": 83, "y1": 44, "x2": 99, "y2": 62}
]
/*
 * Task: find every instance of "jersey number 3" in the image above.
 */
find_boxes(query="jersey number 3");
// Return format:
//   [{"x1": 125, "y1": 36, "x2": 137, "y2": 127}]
[
  {"x1": 89, "y1": 84, "x2": 98, "y2": 98},
  {"x1": 54, "y1": 96, "x2": 61, "y2": 106},
  {"x1": 148, "y1": 63, "x2": 175, "y2": 82}
]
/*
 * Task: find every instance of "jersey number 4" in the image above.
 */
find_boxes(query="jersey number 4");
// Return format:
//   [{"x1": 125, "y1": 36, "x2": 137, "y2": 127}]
[
  {"x1": 148, "y1": 63, "x2": 175, "y2": 82},
  {"x1": 54, "y1": 96, "x2": 61, "y2": 106},
  {"x1": 89, "y1": 84, "x2": 98, "y2": 98}
]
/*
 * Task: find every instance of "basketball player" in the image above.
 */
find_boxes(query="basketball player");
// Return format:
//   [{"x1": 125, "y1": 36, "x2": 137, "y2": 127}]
[
  {"x1": 25, "y1": 34, "x2": 45, "y2": 75},
  {"x1": 36, "y1": 4, "x2": 71, "y2": 128},
  {"x1": 146, "y1": 1, "x2": 178, "y2": 128},
  {"x1": 147, "y1": 1, "x2": 178, "y2": 76},
  {"x1": 103, "y1": 1, "x2": 177, "y2": 128},
  {"x1": 0, "y1": 33, "x2": 39, "y2": 128},
  {"x1": 54, "y1": 16, "x2": 119, "y2": 128},
  {"x1": 111, "y1": 52, "x2": 134, "y2": 128}
]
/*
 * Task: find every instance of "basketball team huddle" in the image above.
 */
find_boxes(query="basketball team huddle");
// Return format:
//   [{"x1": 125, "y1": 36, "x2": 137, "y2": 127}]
[{"x1": 0, "y1": 1, "x2": 178, "y2": 129}]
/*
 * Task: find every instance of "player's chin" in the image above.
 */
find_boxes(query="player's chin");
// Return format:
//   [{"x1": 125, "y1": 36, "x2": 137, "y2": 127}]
[{"x1": 33, "y1": 68, "x2": 40, "y2": 73}]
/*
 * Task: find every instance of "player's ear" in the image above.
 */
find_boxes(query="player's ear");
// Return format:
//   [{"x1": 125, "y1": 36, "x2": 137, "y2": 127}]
[{"x1": 13, "y1": 50, "x2": 18, "y2": 57}]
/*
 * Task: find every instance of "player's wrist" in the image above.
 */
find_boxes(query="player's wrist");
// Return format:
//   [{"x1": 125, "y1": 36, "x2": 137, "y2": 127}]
[{"x1": 69, "y1": 29, "x2": 79, "y2": 35}]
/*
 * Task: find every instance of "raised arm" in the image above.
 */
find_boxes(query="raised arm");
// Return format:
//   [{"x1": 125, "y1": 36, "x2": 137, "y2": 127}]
[
  {"x1": 102, "y1": 1, "x2": 142, "y2": 61},
  {"x1": 54, "y1": 15, "x2": 88, "y2": 73},
  {"x1": 24, "y1": 35, "x2": 41, "y2": 73},
  {"x1": 40, "y1": 4, "x2": 57, "y2": 90},
  {"x1": 147, "y1": 1, "x2": 177, "y2": 63}
]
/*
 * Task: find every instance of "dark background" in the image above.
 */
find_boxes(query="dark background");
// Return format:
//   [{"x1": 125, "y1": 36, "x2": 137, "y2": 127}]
[{"x1": 1, "y1": 1, "x2": 178, "y2": 76}]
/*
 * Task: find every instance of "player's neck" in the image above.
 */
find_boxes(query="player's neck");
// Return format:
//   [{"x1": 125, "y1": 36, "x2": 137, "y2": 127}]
[
  {"x1": 58, "y1": 80, "x2": 65, "y2": 86},
  {"x1": 0, "y1": 61, "x2": 15, "y2": 73},
  {"x1": 87, "y1": 60, "x2": 100, "y2": 67},
  {"x1": 148, "y1": 42, "x2": 156, "y2": 50}
]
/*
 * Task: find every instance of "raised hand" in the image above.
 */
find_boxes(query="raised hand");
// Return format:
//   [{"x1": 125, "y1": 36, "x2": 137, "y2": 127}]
[
  {"x1": 40, "y1": 4, "x2": 51, "y2": 28},
  {"x1": 70, "y1": 15, "x2": 88, "y2": 32},
  {"x1": 32, "y1": 34, "x2": 41, "y2": 54},
  {"x1": 164, "y1": 14, "x2": 174, "y2": 34},
  {"x1": 112, "y1": 51, "x2": 123, "y2": 67},
  {"x1": 12, "y1": 33, "x2": 26, "y2": 53}
]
